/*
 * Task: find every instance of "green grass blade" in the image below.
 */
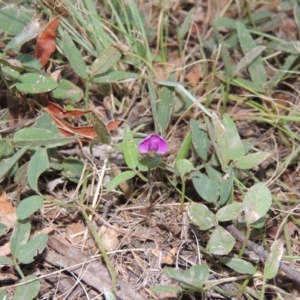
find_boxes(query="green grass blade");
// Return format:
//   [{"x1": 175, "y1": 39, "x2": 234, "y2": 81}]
[{"x1": 236, "y1": 22, "x2": 266, "y2": 85}]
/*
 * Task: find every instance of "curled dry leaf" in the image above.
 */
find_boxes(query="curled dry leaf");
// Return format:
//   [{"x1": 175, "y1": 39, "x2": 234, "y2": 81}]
[
  {"x1": 34, "y1": 16, "x2": 60, "y2": 67},
  {"x1": 0, "y1": 191, "x2": 16, "y2": 228},
  {"x1": 98, "y1": 226, "x2": 119, "y2": 252}
]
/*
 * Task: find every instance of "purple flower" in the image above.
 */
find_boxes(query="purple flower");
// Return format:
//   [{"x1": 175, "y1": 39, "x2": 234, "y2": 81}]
[{"x1": 138, "y1": 134, "x2": 168, "y2": 155}]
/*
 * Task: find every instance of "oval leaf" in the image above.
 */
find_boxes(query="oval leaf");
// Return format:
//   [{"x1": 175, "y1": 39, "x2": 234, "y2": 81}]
[
  {"x1": 27, "y1": 147, "x2": 49, "y2": 191},
  {"x1": 0, "y1": 256, "x2": 14, "y2": 265},
  {"x1": 13, "y1": 128, "x2": 71, "y2": 148},
  {"x1": 13, "y1": 275, "x2": 40, "y2": 300},
  {"x1": 190, "y1": 119, "x2": 209, "y2": 161},
  {"x1": 211, "y1": 113, "x2": 230, "y2": 169},
  {"x1": 10, "y1": 219, "x2": 31, "y2": 258},
  {"x1": 52, "y1": 79, "x2": 83, "y2": 102},
  {"x1": 62, "y1": 31, "x2": 87, "y2": 79},
  {"x1": 122, "y1": 125, "x2": 138, "y2": 169},
  {"x1": 17, "y1": 233, "x2": 48, "y2": 264},
  {"x1": 243, "y1": 182, "x2": 272, "y2": 224},
  {"x1": 219, "y1": 256, "x2": 256, "y2": 275},
  {"x1": 207, "y1": 227, "x2": 235, "y2": 255},
  {"x1": 235, "y1": 152, "x2": 269, "y2": 170},
  {"x1": 192, "y1": 173, "x2": 219, "y2": 203},
  {"x1": 107, "y1": 170, "x2": 136, "y2": 192},
  {"x1": 216, "y1": 203, "x2": 243, "y2": 222},
  {"x1": 188, "y1": 203, "x2": 215, "y2": 230},
  {"x1": 222, "y1": 114, "x2": 244, "y2": 160},
  {"x1": 175, "y1": 159, "x2": 194, "y2": 177},
  {"x1": 16, "y1": 73, "x2": 58, "y2": 93},
  {"x1": 264, "y1": 239, "x2": 284, "y2": 279},
  {"x1": 16, "y1": 196, "x2": 43, "y2": 220}
]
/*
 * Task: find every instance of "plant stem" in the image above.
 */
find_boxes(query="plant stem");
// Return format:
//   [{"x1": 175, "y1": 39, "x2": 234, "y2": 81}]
[
  {"x1": 239, "y1": 224, "x2": 251, "y2": 258},
  {"x1": 80, "y1": 208, "x2": 117, "y2": 291},
  {"x1": 13, "y1": 258, "x2": 24, "y2": 279}
]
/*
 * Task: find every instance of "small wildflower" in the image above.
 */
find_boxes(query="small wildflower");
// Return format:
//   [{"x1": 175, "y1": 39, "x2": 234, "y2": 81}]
[{"x1": 138, "y1": 134, "x2": 168, "y2": 155}]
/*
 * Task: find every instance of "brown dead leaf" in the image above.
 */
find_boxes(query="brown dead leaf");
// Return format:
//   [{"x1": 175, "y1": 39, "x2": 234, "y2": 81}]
[
  {"x1": 0, "y1": 191, "x2": 16, "y2": 228},
  {"x1": 185, "y1": 64, "x2": 202, "y2": 88},
  {"x1": 98, "y1": 226, "x2": 119, "y2": 252},
  {"x1": 45, "y1": 101, "x2": 91, "y2": 119},
  {"x1": 34, "y1": 16, "x2": 60, "y2": 67},
  {"x1": 67, "y1": 222, "x2": 85, "y2": 244},
  {"x1": 152, "y1": 245, "x2": 177, "y2": 265}
]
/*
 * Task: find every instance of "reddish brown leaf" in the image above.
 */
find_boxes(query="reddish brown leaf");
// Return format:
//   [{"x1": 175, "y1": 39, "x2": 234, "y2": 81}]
[
  {"x1": 34, "y1": 16, "x2": 60, "y2": 67},
  {"x1": 44, "y1": 101, "x2": 91, "y2": 119},
  {"x1": 107, "y1": 119, "x2": 120, "y2": 131}
]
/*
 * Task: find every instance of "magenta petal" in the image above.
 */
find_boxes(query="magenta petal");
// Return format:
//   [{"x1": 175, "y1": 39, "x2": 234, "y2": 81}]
[
  {"x1": 138, "y1": 136, "x2": 152, "y2": 153},
  {"x1": 138, "y1": 134, "x2": 168, "y2": 155}
]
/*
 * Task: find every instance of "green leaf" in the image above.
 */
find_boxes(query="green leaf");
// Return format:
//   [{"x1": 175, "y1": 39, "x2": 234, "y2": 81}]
[
  {"x1": 264, "y1": 239, "x2": 284, "y2": 279},
  {"x1": 62, "y1": 158, "x2": 84, "y2": 183},
  {"x1": 232, "y1": 77, "x2": 265, "y2": 93},
  {"x1": 16, "y1": 73, "x2": 58, "y2": 94},
  {"x1": 243, "y1": 182, "x2": 272, "y2": 224},
  {"x1": 222, "y1": 114, "x2": 244, "y2": 160},
  {"x1": 1, "y1": 64, "x2": 20, "y2": 80},
  {"x1": 216, "y1": 203, "x2": 243, "y2": 222},
  {"x1": 150, "y1": 285, "x2": 181, "y2": 293},
  {"x1": 234, "y1": 46, "x2": 266, "y2": 76},
  {"x1": 10, "y1": 219, "x2": 31, "y2": 259},
  {"x1": 4, "y1": 19, "x2": 41, "y2": 52},
  {"x1": 177, "y1": 8, "x2": 195, "y2": 39},
  {"x1": 157, "y1": 80, "x2": 211, "y2": 117},
  {"x1": 157, "y1": 74, "x2": 176, "y2": 134},
  {"x1": 107, "y1": 170, "x2": 136, "y2": 192},
  {"x1": 164, "y1": 265, "x2": 209, "y2": 289},
  {"x1": 0, "y1": 4, "x2": 33, "y2": 35},
  {"x1": 220, "y1": 41, "x2": 233, "y2": 77},
  {"x1": 122, "y1": 125, "x2": 138, "y2": 169},
  {"x1": 219, "y1": 164, "x2": 234, "y2": 205},
  {"x1": 62, "y1": 31, "x2": 87, "y2": 79},
  {"x1": 192, "y1": 173, "x2": 219, "y2": 203},
  {"x1": 0, "y1": 288, "x2": 8, "y2": 299},
  {"x1": 175, "y1": 159, "x2": 194, "y2": 177},
  {"x1": 0, "y1": 140, "x2": 14, "y2": 160},
  {"x1": 52, "y1": 79, "x2": 83, "y2": 103},
  {"x1": 104, "y1": 289, "x2": 117, "y2": 300},
  {"x1": 190, "y1": 119, "x2": 209, "y2": 161},
  {"x1": 17, "y1": 233, "x2": 48, "y2": 264},
  {"x1": 211, "y1": 113, "x2": 230, "y2": 169},
  {"x1": 207, "y1": 227, "x2": 235, "y2": 255},
  {"x1": 175, "y1": 131, "x2": 192, "y2": 162},
  {"x1": 219, "y1": 257, "x2": 256, "y2": 274},
  {"x1": 93, "y1": 70, "x2": 140, "y2": 83},
  {"x1": 16, "y1": 196, "x2": 43, "y2": 220},
  {"x1": 235, "y1": 152, "x2": 269, "y2": 170},
  {"x1": 268, "y1": 54, "x2": 298, "y2": 89},
  {"x1": 0, "y1": 256, "x2": 14, "y2": 265},
  {"x1": 0, "y1": 223, "x2": 7, "y2": 237},
  {"x1": 138, "y1": 155, "x2": 162, "y2": 172},
  {"x1": 13, "y1": 128, "x2": 72, "y2": 148},
  {"x1": 16, "y1": 54, "x2": 42, "y2": 73},
  {"x1": 92, "y1": 116, "x2": 111, "y2": 145},
  {"x1": 33, "y1": 113, "x2": 58, "y2": 133},
  {"x1": 236, "y1": 22, "x2": 266, "y2": 85},
  {"x1": 188, "y1": 203, "x2": 215, "y2": 230},
  {"x1": 91, "y1": 45, "x2": 122, "y2": 77},
  {"x1": 27, "y1": 147, "x2": 49, "y2": 191},
  {"x1": 0, "y1": 145, "x2": 30, "y2": 182},
  {"x1": 13, "y1": 275, "x2": 40, "y2": 300},
  {"x1": 147, "y1": 80, "x2": 159, "y2": 133}
]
